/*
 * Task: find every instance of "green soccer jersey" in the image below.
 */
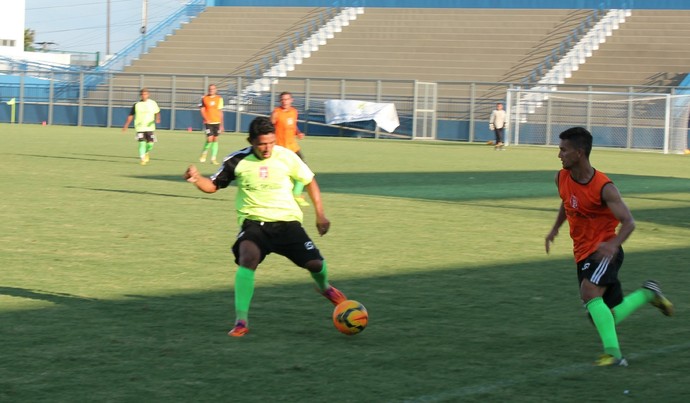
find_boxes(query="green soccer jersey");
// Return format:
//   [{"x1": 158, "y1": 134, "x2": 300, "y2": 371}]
[
  {"x1": 129, "y1": 99, "x2": 160, "y2": 132},
  {"x1": 211, "y1": 145, "x2": 314, "y2": 224}
]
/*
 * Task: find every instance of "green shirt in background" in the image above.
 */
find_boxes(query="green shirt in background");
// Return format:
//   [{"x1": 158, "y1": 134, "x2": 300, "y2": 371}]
[{"x1": 129, "y1": 99, "x2": 160, "y2": 132}]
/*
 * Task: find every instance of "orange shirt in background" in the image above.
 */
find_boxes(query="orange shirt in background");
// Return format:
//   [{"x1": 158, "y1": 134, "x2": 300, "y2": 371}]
[
  {"x1": 272, "y1": 106, "x2": 300, "y2": 152},
  {"x1": 201, "y1": 95, "x2": 224, "y2": 124}
]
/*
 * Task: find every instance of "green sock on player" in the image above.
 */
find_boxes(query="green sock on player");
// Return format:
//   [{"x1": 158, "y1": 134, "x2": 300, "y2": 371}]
[
  {"x1": 211, "y1": 142, "x2": 219, "y2": 160},
  {"x1": 138, "y1": 142, "x2": 147, "y2": 159},
  {"x1": 235, "y1": 266, "x2": 255, "y2": 323},
  {"x1": 310, "y1": 260, "x2": 329, "y2": 292},
  {"x1": 612, "y1": 288, "x2": 654, "y2": 324},
  {"x1": 202, "y1": 141, "x2": 211, "y2": 152},
  {"x1": 146, "y1": 142, "x2": 154, "y2": 153},
  {"x1": 586, "y1": 297, "x2": 622, "y2": 358}
]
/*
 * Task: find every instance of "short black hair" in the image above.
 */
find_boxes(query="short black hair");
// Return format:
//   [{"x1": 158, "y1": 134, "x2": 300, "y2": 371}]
[
  {"x1": 248, "y1": 116, "x2": 275, "y2": 140},
  {"x1": 559, "y1": 127, "x2": 593, "y2": 158}
]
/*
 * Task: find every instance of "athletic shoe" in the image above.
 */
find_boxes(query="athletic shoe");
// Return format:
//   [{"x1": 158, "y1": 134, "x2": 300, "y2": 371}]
[
  {"x1": 594, "y1": 354, "x2": 628, "y2": 367},
  {"x1": 642, "y1": 280, "x2": 674, "y2": 316},
  {"x1": 140, "y1": 159, "x2": 147, "y2": 166},
  {"x1": 199, "y1": 152, "x2": 207, "y2": 163},
  {"x1": 144, "y1": 152, "x2": 150, "y2": 163},
  {"x1": 294, "y1": 195, "x2": 310, "y2": 207},
  {"x1": 211, "y1": 159, "x2": 219, "y2": 165},
  {"x1": 228, "y1": 320, "x2": 249, "y2": 337},
  {"x1": 320, "y1": 286, "x2": 347, "y2": 306}
]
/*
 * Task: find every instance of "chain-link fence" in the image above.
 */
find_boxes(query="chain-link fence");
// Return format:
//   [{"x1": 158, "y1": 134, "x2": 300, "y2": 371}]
[{"x1": 1, "y1": 69, "x2": 688, "y2": 152}]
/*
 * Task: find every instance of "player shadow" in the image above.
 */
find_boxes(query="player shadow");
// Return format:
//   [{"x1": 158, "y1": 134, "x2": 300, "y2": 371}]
[
  {"x1": 0, "y1": 287, "x2": 99, "y2": 305},
  {"x1": 12, "y1": 153, "x2": 127, "y2": 164},
  {"x1": 64, "y1": 185, "x2": 228, "y2": 202}
]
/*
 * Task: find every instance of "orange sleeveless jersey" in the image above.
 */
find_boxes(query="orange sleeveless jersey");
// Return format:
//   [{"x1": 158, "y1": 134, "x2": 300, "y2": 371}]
[
  {"x1": 558, "y1": 169, "x2": 619, "y2": 262},
  {"x1": 273, "y1": 106, "x2": 300, "y2": 152},
  {"x1": 201, "y1": 95, "x2": 224, "y2": 124}
]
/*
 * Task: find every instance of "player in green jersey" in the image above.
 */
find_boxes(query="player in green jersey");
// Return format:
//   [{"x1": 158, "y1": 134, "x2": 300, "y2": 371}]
[{"x1": 184, "y1": 116, "x2": 348, "y2": 337}]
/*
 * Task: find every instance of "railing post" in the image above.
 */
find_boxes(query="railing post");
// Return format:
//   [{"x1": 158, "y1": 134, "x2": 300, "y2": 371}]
[
  {"x1": 78, "y1": 72, "x2": 84, "y2": 127},
  {"x1": 469, "y1": 82, "x2": 476, "y2": 142},
  {"x1": 107, "y1": 73, "x2": 113, "y2": 128},
  {"x1": 48, "y1": 72, "x2": 55, "y2": 125},
  {"x1": 170, "y1": 75, "x2": 177, "y2": 131}
]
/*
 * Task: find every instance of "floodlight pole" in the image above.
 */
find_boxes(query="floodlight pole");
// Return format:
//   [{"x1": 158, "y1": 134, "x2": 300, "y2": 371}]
[
  {"x1": 140, "y1": 0, "x2": 148, "y2": 56},
  {"x1": 106, "y1": 0, "x2": 111, "y2": 56}
]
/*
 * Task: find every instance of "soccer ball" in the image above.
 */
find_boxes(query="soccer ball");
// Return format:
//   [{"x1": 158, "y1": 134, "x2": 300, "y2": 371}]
[{"x1": 333, "y1": 300, "x2": 368, "y2": 335}]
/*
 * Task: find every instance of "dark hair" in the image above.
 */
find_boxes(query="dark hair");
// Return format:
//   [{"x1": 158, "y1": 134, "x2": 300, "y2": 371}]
[
  {"x1": 248, "y1": 116, "x2": 275, "y2": 140},
  {"x1": 279, "y1": 91, "x2": 292, "y2": 98},
  {"x1": 559, "y1": 127, "x2": 593, "y2": 158}
]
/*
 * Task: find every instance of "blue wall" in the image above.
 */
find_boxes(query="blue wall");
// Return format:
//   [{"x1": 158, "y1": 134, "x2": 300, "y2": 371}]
[{"x1": 214, "y1": 0, "x2": 690, "y2": 9}]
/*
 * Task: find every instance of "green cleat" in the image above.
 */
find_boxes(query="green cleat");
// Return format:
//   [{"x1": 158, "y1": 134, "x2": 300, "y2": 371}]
[
  {"x1": 642, "y1": 280, "x2": 674, "y2": 316},
  {"x1": 594, "y1": 354, "x2": 628, "y2": 367}
]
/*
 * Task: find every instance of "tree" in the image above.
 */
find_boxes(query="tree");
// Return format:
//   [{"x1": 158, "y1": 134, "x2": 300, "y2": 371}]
[{"x1": 24, "y1": 29, "x2": 35, "y2": 51}]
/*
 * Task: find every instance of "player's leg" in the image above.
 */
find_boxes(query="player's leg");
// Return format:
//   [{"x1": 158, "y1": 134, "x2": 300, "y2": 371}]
[
  {"x1": 613, "y1": 280, "x2": 673, "y2": 324},
  {"x1": 579, "y1": 255, "x2": 625, "y2": 364},
  {"x1": 276, "y1": 222, "x2": 346, "y2": 305},
  {"x1": 137, "y1": 137, "x2": 147, "y2": 165},
  {"x1": 210, "y1": 134, "x2": 219, "y2": 165},
  {"x1": 228, "y1": 221, "x2": 269, "y2": 337},
  {"x1": 200, "y1": 125, "x2": 212, "y2": 162}
]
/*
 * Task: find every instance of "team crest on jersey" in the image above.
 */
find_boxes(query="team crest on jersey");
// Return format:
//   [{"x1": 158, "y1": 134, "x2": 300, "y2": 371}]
[
  {"x1": 259, "y1": 166, "x2": 269, "y2": 179},
  {"x1": 287, "y1": 117, "x2": 294, "y2": 125},
  {"x1": 570, "y1": 194, "x2": 579, "y2": 209}
]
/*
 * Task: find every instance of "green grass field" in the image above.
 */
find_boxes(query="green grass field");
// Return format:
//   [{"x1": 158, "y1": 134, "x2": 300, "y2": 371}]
[{"x1": 1, "y1": 123, "x2": 689, "y2": 402}]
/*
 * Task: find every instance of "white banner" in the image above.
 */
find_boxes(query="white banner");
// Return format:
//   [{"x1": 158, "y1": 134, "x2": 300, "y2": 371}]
[{"x1": 324, "y1": 100, "x2": 400, "y2": 133}]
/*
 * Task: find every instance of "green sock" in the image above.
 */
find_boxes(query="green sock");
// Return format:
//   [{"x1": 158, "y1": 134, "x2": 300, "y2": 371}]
[
  {"x1": 293, "y1": 180, "x2": 305, "y2": 197},
  {"x1": 146, "y1": 142, "x2": 154, "y2": 153},
  {"x1": 138, "y1": 142, "x2": 147, "y2": 159},
  {"x1": 211, "y1": 142, "x2": 219, "y2": 160},
  {"x1": 586, "y1": 297, "x2": 622, "y2": 358},
  {"x1": 310, "y1": 260, "x2": 329, "y2": 292},
  {"x1": 202, "y1": 141, "x2": 211, "y2": 152},
  {"x1": 234, "y1": 266, "x2": 256, "y2": 323},
  {"x1": 613, "y1": 288, "x2": 654, "y2": 324}
]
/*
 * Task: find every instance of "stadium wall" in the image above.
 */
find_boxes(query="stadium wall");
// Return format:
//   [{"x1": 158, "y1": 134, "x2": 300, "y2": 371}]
[{"x1": 212, "y1": 0, "x2": 690, "y2": 10}]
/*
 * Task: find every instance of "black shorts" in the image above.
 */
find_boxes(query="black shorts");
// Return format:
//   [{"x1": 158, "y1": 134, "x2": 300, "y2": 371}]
[
  {"x1": 577, "y1": 247, "x2": 624, "y2": 308},
  {"x1": 136, "y1": 132, "x2": 156, "y2": 142},
  {"x1": 232, "y1": 219, "x2": 323, "y2": 267},
  {"x1": 205, "y1": 124, "x2": 221, "y2": 137}
]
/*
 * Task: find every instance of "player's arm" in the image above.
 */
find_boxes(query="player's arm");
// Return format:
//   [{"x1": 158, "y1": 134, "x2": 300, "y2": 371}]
[
  {"x1": 545, "y1": 172, "x2": 565, "y2": 254},
  {"x1": 122, "y1": 114, "x2": 134, "y2": 131},
  {"x1": 597, "y1": 183, "x2": 636, "y2": 258},
  {"x1": 155, "y1": 112, "x2": 161, "y2": 124},
  {"x1": 184, "y1": 165, "x2": 218, "y2": 193},
  {"x1": 305, "y1": 178, "x2": 330, "y2": 236},
  {"x1": 270, "y1": 109, "x2": 278, "y2": 125},
  {"x1": 123, "y1": 105, "x2": 135, "y2": 131}
]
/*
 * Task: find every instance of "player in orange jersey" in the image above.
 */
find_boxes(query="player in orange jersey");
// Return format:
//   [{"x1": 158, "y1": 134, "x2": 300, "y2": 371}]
[
  {"x1": 545, "y1": 127, "x2": 673, "y2": 367},
  {"x1": 271, "y1": 91, "x2": 308, "y2": 206},
  {"x1": 198, "y1": 84, "x2": 224, "y2": 165}
]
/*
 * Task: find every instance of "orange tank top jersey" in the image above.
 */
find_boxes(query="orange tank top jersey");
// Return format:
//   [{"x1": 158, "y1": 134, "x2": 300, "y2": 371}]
[
  {"x1": 558, "y1": 169, "x2": 619, "y2": 263},
  {"x1": 201, "y1": 95, "x2": 224, "y2": 124},
  {"x1": 273, "y1": 106, "x2": 300, "y2": 152}
]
